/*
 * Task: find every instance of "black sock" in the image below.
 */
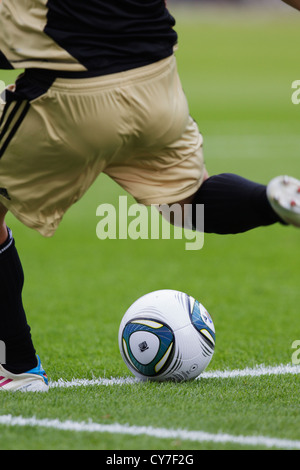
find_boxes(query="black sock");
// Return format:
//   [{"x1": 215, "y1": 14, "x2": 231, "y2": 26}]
[
  {"x1": 192, "y1": 173, "x2": 285, "y2": 234},
  {"x1": 0, "y1": 228, "x2": 37, "y2": 374}
]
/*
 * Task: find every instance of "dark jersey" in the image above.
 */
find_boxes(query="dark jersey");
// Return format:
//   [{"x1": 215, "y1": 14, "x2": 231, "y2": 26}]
[{"x1": 0, "y1": 0, "x2": 178, "y2": 76}]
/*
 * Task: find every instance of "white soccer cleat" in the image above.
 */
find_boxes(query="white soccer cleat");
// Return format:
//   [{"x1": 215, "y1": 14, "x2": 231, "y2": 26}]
[
  {"x1": 267, "y1": 176, "x2": 300, "y2": 228},
  {"x1": 0, "y1": 356, "x2": 49, "y2": 392}
]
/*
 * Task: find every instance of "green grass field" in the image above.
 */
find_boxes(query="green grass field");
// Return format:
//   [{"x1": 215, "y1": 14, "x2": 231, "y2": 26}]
[{"x1": 1, "y1": 6, "x2": 300, "y2": 451}]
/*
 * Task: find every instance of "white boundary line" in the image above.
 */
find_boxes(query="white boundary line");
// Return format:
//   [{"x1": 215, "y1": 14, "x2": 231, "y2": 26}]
[
  {"x1": 1, "y1": 364, "x2": 300, "y2": 449},
  {"x1": 0, "y1": 414, "x2": 300, "y2": 450},
  {"x1": 49, "y1": 363, "x2": 300, "y2": 389}
]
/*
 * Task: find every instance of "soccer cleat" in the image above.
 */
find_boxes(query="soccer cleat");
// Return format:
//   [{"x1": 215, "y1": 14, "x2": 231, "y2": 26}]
[
  {"x1": 267, "y1": 176, "x2": 300, "y2": 228},
  {"x1": 0, "y1": 356, "x2": 49, "y2": 392}
]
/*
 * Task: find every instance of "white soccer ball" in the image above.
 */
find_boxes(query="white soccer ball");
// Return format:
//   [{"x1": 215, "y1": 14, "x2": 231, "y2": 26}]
[{"x1": 118, "y1": 289, "x2": 215, "y2": 382}]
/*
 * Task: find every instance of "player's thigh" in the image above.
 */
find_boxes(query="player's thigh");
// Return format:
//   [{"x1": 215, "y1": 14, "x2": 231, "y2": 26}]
[
  {"x1": 0, "y1": 92, "x2": 96, "y2": 236},
  {"x1": 105, "y1": 116, "x2": 206, "y2": 209}
]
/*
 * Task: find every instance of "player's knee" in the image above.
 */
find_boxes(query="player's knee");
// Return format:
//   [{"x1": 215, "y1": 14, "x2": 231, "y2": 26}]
[
  {"x1": 157, "y1": 201, "x2": 186, "y2": 228},
  {"x1": 158, "y1": 196, "x2": 195, "y2": 229},
  {"x1": 158, "y1": 171, "x2": 209, "y2": 229}
]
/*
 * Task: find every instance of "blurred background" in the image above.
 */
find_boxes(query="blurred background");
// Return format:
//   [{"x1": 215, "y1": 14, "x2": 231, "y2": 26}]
[
  {"x1": 168, "y1": 0, "x2": 288, "y2": 6},
  {"x1": 167, "y1": 0, "x2": 295, "y2": 13}
]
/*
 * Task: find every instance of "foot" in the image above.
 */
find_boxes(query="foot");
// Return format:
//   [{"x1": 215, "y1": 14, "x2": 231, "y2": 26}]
[
  {"x1": 267, "y1": 176, "x2": 300, "y2": 227},
  {"x1": 0, "y1": 356, "x2": 49, "y2": 392}
]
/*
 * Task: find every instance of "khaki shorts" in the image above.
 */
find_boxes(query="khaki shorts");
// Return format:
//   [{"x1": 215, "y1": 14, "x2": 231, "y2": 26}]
[{"x1": 0, "y1": 55, "x2": 205, "y2": 237}]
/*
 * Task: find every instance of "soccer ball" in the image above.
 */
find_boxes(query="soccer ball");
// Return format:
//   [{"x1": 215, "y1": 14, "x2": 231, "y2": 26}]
[{"x1": 118, "y1": 290, "x2": 215, "y2": 382}]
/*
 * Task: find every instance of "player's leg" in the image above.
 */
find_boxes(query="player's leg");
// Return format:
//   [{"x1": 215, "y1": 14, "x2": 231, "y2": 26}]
[
  {"x1": 171, "y1": 173, "x2": 300, "y2": 235},
  {"x1": 165, "y1": 172, "x2": 300, "y2": 235},
  {"x1": 158, "y1": 172, "x2": 289, "y2": 234},
  {"x1": 0, "y1": 203, "x2": 48, "y2": 391},
  {"x1": 188, "y1": 173, "x2": 289, "y2": 234}
]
